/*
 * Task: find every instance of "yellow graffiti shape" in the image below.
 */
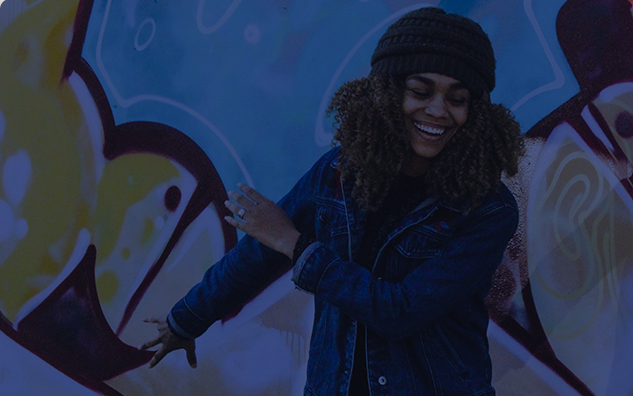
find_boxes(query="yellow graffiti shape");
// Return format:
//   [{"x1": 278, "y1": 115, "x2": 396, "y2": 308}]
[{"x1": 0, "y1": 0, "x2": 85, "y2": 320}]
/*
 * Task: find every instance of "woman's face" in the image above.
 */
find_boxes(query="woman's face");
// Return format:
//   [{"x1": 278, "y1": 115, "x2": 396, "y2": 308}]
[{"x1": 401, "y1": 72, "x2": 470, "y2": 176}]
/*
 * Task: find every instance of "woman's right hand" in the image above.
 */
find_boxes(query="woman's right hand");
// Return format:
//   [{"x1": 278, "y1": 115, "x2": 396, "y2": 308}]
[{"x1": 140, "y1": 315, "x2": 198, "y2": 369}]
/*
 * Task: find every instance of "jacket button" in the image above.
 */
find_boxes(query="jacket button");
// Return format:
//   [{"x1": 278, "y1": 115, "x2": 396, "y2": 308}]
[{"x1": 378, "y1": 376, "x2": 387, "y2": 386}]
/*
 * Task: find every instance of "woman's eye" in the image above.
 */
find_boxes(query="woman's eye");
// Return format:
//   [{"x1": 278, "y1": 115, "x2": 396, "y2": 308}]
[
  {"x1": 409, "y1": 89, "x2": 430, "y2": 98},
  {"x1": 449, "y1": 97, "x2": 468, "y2": 106}
]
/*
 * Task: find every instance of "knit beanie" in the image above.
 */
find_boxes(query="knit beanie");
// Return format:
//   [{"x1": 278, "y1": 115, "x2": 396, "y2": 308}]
[{"x1": 370, "y1": 7, "x2": 496, "y2": 98}]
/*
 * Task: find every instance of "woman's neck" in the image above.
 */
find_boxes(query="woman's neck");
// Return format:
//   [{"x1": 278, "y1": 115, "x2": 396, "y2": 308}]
[{"x1": 401, "y1": 156, "x2": 430, "y2": 177}]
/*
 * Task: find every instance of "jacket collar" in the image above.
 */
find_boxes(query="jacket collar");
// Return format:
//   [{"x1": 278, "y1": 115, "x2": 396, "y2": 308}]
[{"x1": 332, "y1": 161, "x2": 469, "y2": 220}]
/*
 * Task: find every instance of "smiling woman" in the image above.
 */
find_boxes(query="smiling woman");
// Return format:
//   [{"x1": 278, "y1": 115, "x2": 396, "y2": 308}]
[
  {"x1": 143, "y1": 7, "x2": 524, "y2": 396},
  {"x1": 401, "y1": 73, "x2": 470, "y2": 176}
]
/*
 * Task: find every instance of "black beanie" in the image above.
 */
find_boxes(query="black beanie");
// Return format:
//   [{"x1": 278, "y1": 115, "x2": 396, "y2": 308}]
[{"x1": 370, "y1": 7, "x2": 496, "y2": 98}]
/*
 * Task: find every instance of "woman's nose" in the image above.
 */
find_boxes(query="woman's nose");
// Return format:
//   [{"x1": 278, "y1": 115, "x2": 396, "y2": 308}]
[{"x1": 424, "y1": 95, "x2": 448, "y2": 117}]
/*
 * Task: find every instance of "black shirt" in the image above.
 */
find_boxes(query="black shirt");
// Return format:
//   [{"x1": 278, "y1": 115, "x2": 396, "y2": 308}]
[{"x1": 349, "y1": 173, "x2": 427, "y2": 395}]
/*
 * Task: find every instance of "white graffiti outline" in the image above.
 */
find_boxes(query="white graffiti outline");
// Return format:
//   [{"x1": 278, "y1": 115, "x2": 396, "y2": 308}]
[
  {"x1": 487, "y1": 322, "x2": 583, "y2": 395},
  {"x1": 0, "y1": 0, "x2": 45, "y2": 33},
  {"x1": 510, "y1": 0, "x2": 566, "y2": 112},
  {"x1": 113, "y1": 170, "x2": 196, "y2": 325},
  {"x1": 528, "y1": 121, "x2": 633, "y2": 326},
  {"x1": 95, "y1": 0, "x2": 254, "y2": 187},
  {"x1": 165, "y1": 206, "x2": 225, "y2": 273},
  {"x1": 0, "y1": 108, "x2": 5, "y2": 142},
  {"x1": 197, "y1": 0, "x2": 243, "y2": 35},
  {"x1": 581, "y1": 106, "x2": 616, "y2": 152},
  {"x1": 68, "y1": 72, "x2": 106, "y2": 182},
  {"x1": 599, "y1": 82, "x2": 633, "y2": 104},
  {"x1": 133, "y1": 17, "x2": 156, "y2": 51},
  {"x1": 14, "y1": 229, "x2": 92, "y2": 327},
  {"x1": 314, "y1": 3, "x2": 435, "y2": 146}
]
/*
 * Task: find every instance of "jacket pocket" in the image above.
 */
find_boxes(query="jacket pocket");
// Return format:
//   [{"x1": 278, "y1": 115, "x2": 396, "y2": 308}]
[
  {"x1": 376, "y1": 224, "x2": 451, "y2": 281},
  {"x1": 393, "y1": 224, "x2": 451, "y2": 259},
  {"x1": 314, "y1": 200, "x2": 348, "y2": 253},
  {"x1": 413, "y1": 324, "x2": 471, "y2": 393},
  {"x1": 431, "y1": 324, "x2": 469, "y2": 379}
]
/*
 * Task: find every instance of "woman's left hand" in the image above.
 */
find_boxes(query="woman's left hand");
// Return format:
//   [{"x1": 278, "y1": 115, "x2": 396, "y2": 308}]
[{"x1": 224, "y1": 183, "x2": 300, "y2": 259}]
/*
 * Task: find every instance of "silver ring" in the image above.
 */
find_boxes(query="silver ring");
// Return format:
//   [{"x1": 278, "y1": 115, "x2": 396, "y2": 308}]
[{"x1": 237, "y1": 208, "x2": 247, "y2": 219}]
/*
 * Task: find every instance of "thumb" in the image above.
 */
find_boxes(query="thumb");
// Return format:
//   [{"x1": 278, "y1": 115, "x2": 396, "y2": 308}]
[{"x1": 186, "y1": 348, "x2": 198, "y2": 368}]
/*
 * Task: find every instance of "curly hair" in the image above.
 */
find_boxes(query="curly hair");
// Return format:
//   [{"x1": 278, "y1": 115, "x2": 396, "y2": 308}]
[{"x1": 328, "y1": 73, "x2": 524, "y2": 212}]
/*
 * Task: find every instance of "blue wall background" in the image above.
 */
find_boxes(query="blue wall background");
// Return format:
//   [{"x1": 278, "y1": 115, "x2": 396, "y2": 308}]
[{"x1": 82, "y1": 0, "x2": 577, "y2": 202}]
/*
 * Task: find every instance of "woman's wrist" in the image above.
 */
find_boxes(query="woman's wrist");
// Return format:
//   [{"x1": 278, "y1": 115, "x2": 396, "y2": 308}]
[
  {"x1": 280, "y1": 229, "x2": 301, "y2": 259},
  {"x1": 292, "y1": 233, "x2": 316, "y2": 264}
]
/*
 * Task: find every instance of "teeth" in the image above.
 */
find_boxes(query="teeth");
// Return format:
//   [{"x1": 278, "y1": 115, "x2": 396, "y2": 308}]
[{"x1": 414, "y1": 122, "x2": 445, "y2": 135}]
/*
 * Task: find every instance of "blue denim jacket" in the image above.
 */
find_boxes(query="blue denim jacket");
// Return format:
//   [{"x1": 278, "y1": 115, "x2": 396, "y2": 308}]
[{"x1": 169, "y1": 147, "x2": 519, "y2": 396}]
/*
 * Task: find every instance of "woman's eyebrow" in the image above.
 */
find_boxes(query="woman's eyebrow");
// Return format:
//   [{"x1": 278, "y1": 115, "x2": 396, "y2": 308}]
[
  {"x1": 449, "y1": 82, "x2": 469, "y2": 92},
  {"x1": 406, "y1": 76, "x2": 469, "y2": 92},
  {"x1": 407, "y1": 75, "x2": 434, "y2": 86}
]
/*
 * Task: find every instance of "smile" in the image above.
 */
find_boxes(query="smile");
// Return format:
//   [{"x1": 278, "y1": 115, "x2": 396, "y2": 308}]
[{"x1": 413, "y1": 122, "x2": 447, "y2": 136}]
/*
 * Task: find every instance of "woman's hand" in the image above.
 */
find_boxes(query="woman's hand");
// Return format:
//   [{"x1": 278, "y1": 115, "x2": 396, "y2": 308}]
[
  {"x1": 224, "y1": 183, "x2": 300, "y2": 259},
  {"x1": 140, "y1": 315, "x2": 197, "y2": 369}
]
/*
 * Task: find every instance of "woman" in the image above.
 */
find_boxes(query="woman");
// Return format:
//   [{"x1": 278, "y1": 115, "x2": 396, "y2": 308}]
[{"x1": 142, "y1": 7, "x2": 524, "y2": 396}]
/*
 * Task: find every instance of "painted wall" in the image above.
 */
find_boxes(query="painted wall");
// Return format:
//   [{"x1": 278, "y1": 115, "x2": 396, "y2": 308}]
[{"x1": 0, "y1": 0, "x2": 631, "y2": 394}]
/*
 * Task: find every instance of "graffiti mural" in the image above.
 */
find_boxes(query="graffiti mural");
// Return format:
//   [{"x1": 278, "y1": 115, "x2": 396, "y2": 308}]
[
  {"x1": 0, "y1": 0, "x2": 239, "y2": 393},
  {"x1": 0, "y1": 0, "x2": 632, "y2": 395},
  {"x1": 491, "y1": 0, "x2": 633, "y2": 395}
]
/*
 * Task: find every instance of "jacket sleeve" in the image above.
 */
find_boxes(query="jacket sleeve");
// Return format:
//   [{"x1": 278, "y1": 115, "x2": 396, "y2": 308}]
[
  {"x1": 167, "y1": 149, "x2": 336, "y2": 339},
  {"x1": 291, "y1": 195, "x2": 519, "y2": 340}
]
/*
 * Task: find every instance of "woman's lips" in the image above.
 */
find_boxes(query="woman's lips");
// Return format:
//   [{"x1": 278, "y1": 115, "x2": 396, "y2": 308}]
[{"x1": 413, "y1": 121, "x2": 448, "y2": 136}]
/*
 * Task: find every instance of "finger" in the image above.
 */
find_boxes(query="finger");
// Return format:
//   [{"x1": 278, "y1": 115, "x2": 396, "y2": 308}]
[
  {"x1": 224, "y1": 215, "x2": 245, "y2": 230},
  {"x1": 228, "y1": 189, "x2": 257, "y2": 209},
  {"x1": 238, "y1": 183, "x2": 266, "y2": 204},
  {"x1": 186, "y1": 349, "x2": 198, "y2": 369},
  {"x1": 143, "y1": 316, "x2": 163, "y2": 324},
  {"x1": 224, "y1": 201, "x2": 243, "y2": 218},
  {"x1": 140, "y1": 337, "x2": 161, "y2": 351},
  {"x1": 149, "y1": 347, "x2": 168, "y2": 369}
]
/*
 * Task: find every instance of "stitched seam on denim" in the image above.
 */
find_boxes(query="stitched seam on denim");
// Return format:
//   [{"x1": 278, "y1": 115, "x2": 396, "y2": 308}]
[
  {"x1": 340, "y1": 179, "x2": 353, "y2": 261},
  {"x1": 306, "y1": 308, "x2": 327, "y2": 388},
  {"x1": 292, "y1": 241, "x2": 324, "y2": 291},
  {"x1": 419, "y1": 333, "x2": 441, "y2": 395},
  {"x1": 403, "y1": 341, "x2": 419, "y2": 395},
  {"x1": 472, "y1": 387, "x2": 496, "y2": 396},
  {"x1": 434, "y1": 324, "x2": 468, "y2": 376},
  {"x1": 459, "y1": 203, "x2": 518, "y2": 235},
  {"x1": 316, "y1": 206, "x2": 347, "y2": 235},
  {"x1": 183, "y1": 297, "x2": 213, "y2": 324},
  {"x1": 375, "y1": 204, "x2": 441, "y2": 265},
  {"x1": 314, "y1": 195, "x2": 346, "y2": 210},
  {"x1": 315, "y1": 258, "x2": 341, "y2": 293},
  {"x1": 167, "y1": 313, "x2": 197, "y2": 340},
  {"x1": 479, "y1": 201, "x2": 516, "y2": 217},
  {"x1": 298, "y1": 241, "x2": 323, "y2": 267}
]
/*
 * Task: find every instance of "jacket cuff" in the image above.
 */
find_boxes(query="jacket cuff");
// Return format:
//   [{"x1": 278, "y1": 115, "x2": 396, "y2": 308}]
[
  {"x1": 168, "y1": 298, "x2": 211, "y2": 339},
  {"x1": 292, "y1": 233, "x2": 316, "y2": 264},
  {"x1": 292, "y1": 241, "x2": 339, "y2": 293}
]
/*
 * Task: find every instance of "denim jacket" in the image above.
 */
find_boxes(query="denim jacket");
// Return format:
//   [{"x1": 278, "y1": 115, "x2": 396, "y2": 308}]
[{"x1": 169, "y1": 147, "x2": 519, "y2": 396}]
